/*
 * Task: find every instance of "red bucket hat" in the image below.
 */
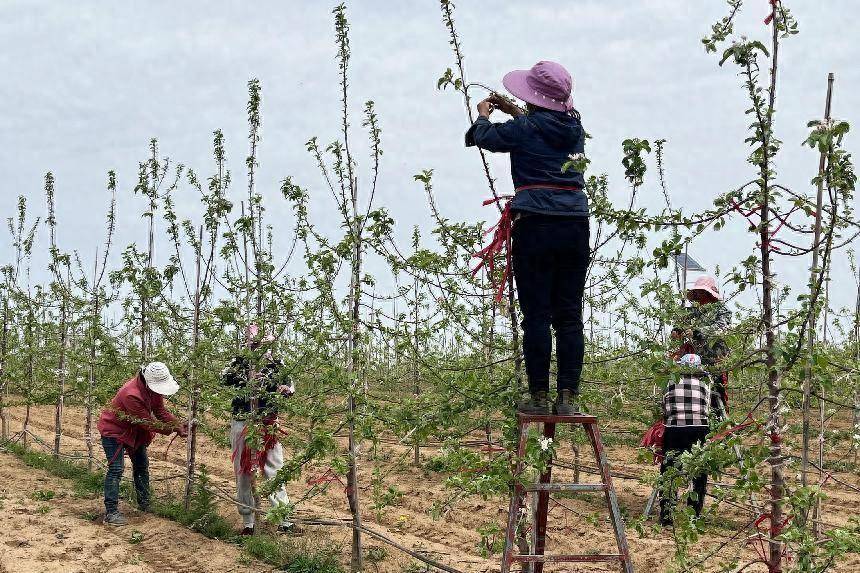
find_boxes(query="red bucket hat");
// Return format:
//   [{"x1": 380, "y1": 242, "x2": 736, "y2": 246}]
[{"x1": 502, "y1": 60, "x2": 574, "y2": 112}]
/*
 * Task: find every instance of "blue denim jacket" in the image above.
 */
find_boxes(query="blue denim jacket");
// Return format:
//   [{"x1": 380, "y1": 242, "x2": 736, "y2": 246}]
[{"x1": 465, "y1": 109, "x2": 588, "y2": 217}]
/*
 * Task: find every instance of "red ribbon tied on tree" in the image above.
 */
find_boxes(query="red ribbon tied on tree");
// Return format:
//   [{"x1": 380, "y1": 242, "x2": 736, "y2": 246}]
[{"x1": 764, "y1": 0, "x2": 777, "y2": 25}]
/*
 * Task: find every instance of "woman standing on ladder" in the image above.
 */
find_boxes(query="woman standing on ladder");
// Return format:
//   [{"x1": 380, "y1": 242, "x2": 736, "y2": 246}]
[{"x1": 466, "y1": 60, "x2": 589, "y2": 415}]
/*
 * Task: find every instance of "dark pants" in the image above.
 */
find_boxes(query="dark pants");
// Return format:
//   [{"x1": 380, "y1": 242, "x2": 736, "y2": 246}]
[
  {"x1": 659, "y1": 425, "x2": 709, "y2": 523},
  {"x1": 511, "y1": 214, "x2": 589, "y2": 395},
  {"x1": 102, "y1": 436, "x2": 150, "y2": 513}
]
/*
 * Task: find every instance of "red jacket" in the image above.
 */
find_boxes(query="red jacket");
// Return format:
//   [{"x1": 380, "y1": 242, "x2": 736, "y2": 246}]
[{"x1": 97, "y1": 374, "x2": 179, "y2": 450}]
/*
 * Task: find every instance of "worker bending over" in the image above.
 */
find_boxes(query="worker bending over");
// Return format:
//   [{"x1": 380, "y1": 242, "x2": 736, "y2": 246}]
[{"x1": 98, "y1": 362, "x2": 187, "y2": 526}]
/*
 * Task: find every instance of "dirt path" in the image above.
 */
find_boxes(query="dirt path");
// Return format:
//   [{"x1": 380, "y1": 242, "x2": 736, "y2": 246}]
[
  {"x1": 5, "y1": 404, "x2": 860, "y2": 572},
  {"x1": 0, "y1": 450, "x2": 266, "y2": 573}
]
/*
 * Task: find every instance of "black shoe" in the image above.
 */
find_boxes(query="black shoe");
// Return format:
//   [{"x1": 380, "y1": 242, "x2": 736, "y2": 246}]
[
  {"x1": 240, "y1": 526, "x2": 255, "y2": 536},
  {"x1": 103, "y1": 512, "x2": 128, "y2": 526},
  {"x1": 554, "y1": 390, "x2": 580, "y2": 416},
  {"x1": 277, "y1": 523, "x2": 304, "y2": 535},
  {"x1": 517, "y1": 391, "x2": 549, "y2": 415}
]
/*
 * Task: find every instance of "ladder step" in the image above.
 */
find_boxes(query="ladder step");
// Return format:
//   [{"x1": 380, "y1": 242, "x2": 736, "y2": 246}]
[
  {"x1": 516, "y1": 412, "x2": 598, "y2": 424},
  {"x1": 511, "y1": 553, "x2": 625, "y2": 563},
  {"x1": 523, "y1": 483, "x2": 606, "y2": 493}
]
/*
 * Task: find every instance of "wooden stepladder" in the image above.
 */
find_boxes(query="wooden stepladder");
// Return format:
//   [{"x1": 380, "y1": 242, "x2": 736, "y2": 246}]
[{"x1": 501, "y1": 413, "x2": 634, "y2": 573}]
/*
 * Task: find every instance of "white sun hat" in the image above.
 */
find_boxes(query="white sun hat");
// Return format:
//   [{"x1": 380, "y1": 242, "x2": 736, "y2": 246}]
[{"x1": 142, "y1": 362, "x2": 180, "y2": 396}]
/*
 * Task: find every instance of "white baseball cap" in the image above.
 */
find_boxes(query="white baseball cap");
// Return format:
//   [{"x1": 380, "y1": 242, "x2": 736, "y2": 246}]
[{"x1": 142, "y1": 362, "x2": 179, "y2": 396}]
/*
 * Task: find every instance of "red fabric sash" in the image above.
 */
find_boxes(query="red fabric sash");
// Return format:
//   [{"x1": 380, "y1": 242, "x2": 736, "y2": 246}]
[
  {"x1": 640, "y1": 420, "x2": 665, "y2": 464},
  {"x1": 472, "y1": 198, "x2": 513, "y2": 303},
  {"x1": 472, "y1": 185, "x2": 583, "y2": 303},
  {"x1": 232, "y1": 416, "x2": 279, "y2": 476}
]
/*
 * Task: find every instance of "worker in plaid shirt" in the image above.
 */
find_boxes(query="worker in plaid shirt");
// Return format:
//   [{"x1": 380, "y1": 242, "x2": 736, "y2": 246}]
[{"x1": 659, "y1": 353, "x2": 722, "y2": 525}]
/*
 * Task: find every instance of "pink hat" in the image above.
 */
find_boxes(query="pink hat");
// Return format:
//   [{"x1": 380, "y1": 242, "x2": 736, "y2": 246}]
[
  {"x1": 688, "y1": 276, "x2": 721, "y2": 301},
  {"x1": 245, "y1": 323, "x2": 275, "y2": 347},
  {"x1": 502, "y1": 61, "x2": 574, "y2": 112}
]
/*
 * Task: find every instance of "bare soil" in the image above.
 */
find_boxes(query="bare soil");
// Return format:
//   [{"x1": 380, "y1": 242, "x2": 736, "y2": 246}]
[
  {"x1": 0, "y1": 448, "x2": 264, "y2": 573},
  {"x1": 3, "y1": 404, "x2": 859, "y2": 573}
]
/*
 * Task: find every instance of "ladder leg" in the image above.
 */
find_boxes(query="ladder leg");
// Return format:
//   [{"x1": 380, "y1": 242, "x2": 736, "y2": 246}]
[
  {"x1": 501, "y1": 419, "x2": 530, "y2": 573},
  {"x1": 586, "y1": 423, "x2": 634, "y2": 573},
  {"x1": 533, "y1": 422, "x2": 556, "y2": 573},
  {"x1": 642, "y1": 487, "x2": 658, "y2": 520}
]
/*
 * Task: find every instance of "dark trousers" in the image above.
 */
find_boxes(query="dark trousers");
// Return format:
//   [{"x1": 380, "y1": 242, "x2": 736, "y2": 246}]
[
  {"x1": 511, "y1": 214, "x2": 589, "y2": 395},
  {"x1": 659, "y1": 425, "x2": 709, "y2": 523},
  {"x1": 102, "y1": 436, "x2": 150, "y2": 513}
]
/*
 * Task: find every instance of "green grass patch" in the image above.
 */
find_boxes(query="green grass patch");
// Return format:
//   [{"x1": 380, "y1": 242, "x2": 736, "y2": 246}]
[
  {"x1": 5, "y1": 442, "x2": 103, "y2": 488},
  {"x1": 129, "y1": 530, "x2": 145, "y2": 544},
  {"x1": 242, "y1": 535, "x2": 343, "y2": 573},
  {"x1": 31, "y1": 489, "x2": 56, "y2": 501},
  {"x1": 152, "y1": 497, "x2": 236, "y2": 541}
]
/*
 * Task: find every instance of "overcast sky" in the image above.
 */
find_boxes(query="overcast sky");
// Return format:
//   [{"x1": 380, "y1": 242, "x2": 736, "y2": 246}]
[{"x1": 2, "y1": 1, "x2": 859, "y2": 327}]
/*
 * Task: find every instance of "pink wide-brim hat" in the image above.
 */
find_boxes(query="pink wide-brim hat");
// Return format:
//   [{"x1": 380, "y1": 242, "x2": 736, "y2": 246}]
[
  {"x1": 688, "y1": 276, "x2": 722, "y2": 301},
  {"x1": 503, "y1": 60, "x2": 574, "y2": 113}
]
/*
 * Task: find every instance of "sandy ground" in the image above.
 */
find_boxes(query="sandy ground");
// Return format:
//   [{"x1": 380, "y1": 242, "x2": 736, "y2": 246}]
[
  {"x1": 3, "y1": 403, "x2": 860, "y2": 573},
  {"x1": 0, "y1": 449, "x2": 265, "y2": 573}
]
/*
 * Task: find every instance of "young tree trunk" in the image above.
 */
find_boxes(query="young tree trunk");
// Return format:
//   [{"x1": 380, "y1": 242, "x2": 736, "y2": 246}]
[
  {"x1": 142, "y1": 188, "x2": 156, "y2": 363},
  {"x1": 22, "y1": 305, "x2": 35, "y2": 451},
  {"x1": 801, "y1": 73, "x2": 834, "y2": 494},
  {"x1": 412, "y1": 274, "x2": 421, "y2": 467},
  {"x1": 854, "y1": 264, "x2": 860, "y2": 451},
  {"x1": 0, "y1": 297, "x2": 10, "y2": 440},
  {"x1": 184, "y1": 227, "x2": 204, "y2": 510},
  {"x1": 85, "y1": 255, "x2": 99, "y2": 471},
  {"x1": 762, "y1": 196, "x2": 783, "y2": 573},
  {"x1": 483, "y1": 271, "x2": 496, "y2": 457},
  {"x1": 53, "y1": 274, "x2": 70, "y2": 458},
  {"x1": 814, "y1": 387, "x2": 825, "y2": 537},
  {"x1": 439, "y1": 0, "x2": 523, "y2": 391},
  {"x1": 346, "y1": 218, "x2": 364, "y2": 572},
  {"x1": 763, "y1": 6, "x2": 784, "y2": 570},
  {"x1": 506, "y1": 277, "x2": 523, "y2": 389},
  {"x1": 240, "y1": 202, "x2": 252, "y2": 319},
  {"x1": 85, "y1": 336, "x2": 96, "y2": 470}
]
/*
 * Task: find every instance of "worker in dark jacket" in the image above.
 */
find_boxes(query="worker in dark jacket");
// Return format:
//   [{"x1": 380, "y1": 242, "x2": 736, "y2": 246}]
[
  {"x1": 466, "y1": 60, "x2": 588, "y2": 415},
  {"x1": 222, "y1": 324, "x2": 297, "y2": 535},
  {"x1": 97, "y1": 362, "x2": 186, "y2": 526}
]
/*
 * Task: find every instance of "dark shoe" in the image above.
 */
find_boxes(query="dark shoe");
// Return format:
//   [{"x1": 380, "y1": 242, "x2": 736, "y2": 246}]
[
  {"x1": 240, "y1": 526, "x2": 255, "y2": 536},
  {"x1": 554, "y1": 390, "x2": 580, "y2": 416},
  {"x1": 277, "y1": 523, "x2": 304, "y2": 535},
  {"x1": 138, "y1": 504, "x2": 151, "y2": 514},
  {"x1": 103, "y1": 511, "x2": 128, "y2": 526},
  {"x1": 517, "y1": 391, "x2": 549, "y2": 415}
]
